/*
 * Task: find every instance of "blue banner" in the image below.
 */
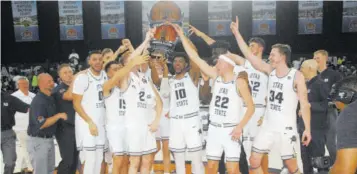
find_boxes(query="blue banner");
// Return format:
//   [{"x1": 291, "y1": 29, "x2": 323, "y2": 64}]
[
  {"x1": 58, "y1": 1, "x2": 83, "y2": 40},
  {"x1": 100, "y1": 1, "x2": 125, "y2": 39},
  {"x1": 208, "y1": 1, "x2": 232, "y2": 36},
  {"x1": 342, "y1": 1, "x2": 357, "y2": 33},
  {"x1": 252, "y1": 1, "x2": 276, "y2": 35},
  {"x1": 11, "y1": 1, "x2": 39, "y2": 42},
  {"x1": 298, "y1": 1, "x2": 323, "y2": 34}
]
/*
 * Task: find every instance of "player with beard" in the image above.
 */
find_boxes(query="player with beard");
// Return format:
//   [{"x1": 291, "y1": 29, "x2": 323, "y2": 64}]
[
  {"x1": 162, "y1": 25, "x2": 202, "y2": 174},
  {"x1": 231, "y1": 16, "x2": 312, "y2": 174},
  {"x1": 73, "y1": 50, "x2": 108, "y2": 174},
  {"x1": 172, "y1": 23, "x2": 255, "y2": 174}
]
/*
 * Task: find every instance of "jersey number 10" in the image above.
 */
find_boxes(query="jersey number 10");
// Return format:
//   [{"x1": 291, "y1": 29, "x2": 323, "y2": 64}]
[{"x1": 175, "y1": 89, "x2": 187, "y2": 100}]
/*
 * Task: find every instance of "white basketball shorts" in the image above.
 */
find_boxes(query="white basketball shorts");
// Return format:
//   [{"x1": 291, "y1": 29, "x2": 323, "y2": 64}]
[
  {"x1": 126, "y1": 125, "x2": 157, "y2": 156},
  {"x1": 106, "y1": 125, "x2": 126, "y2": 156},
  {"x1": 169, "y1": 117, "x2": 202, "y2": 153},
  {"x1": 252, "y1": 126, "x2": 299, "y2": 160},
  {"x1": 206, "y1": 123, "x2": 241, "y2": 162},
  {"x1": 242, "y1": 107, "x2": 266, "y2": 141},
  {"x1": 155, "y1": 114, "x2": 170, "y2": 141},
  {"x1": 75, "y1": 118, "x2": 106, "y2": 151}
]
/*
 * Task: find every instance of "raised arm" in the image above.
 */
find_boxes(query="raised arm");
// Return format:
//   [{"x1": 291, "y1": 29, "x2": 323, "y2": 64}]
[
  {"x1": 172, "y1": 24, "x2": 217, "y2": 79},
  {"x1": 225, "y1": 51, "x2": 246, "y2": 66},
  {"x1": 63, "y1": 70, "x2": 87, "y2": 101},
  {"x1": 186, "y1": 37, "x2": 201, "y2": 86},
  {"x1": 127, "y1": 28, "x2": 155, "y2": 61},
  {"x1": 230, "y1": 16, "x2": 272, "y2": 74},
  {"x1": 295, "y1": 72, "x2": 312, "y2": 146},
  {"x1": 149, "y1": 59, "x2": 161, "y2": 87},
  {"x1": 188, "y1": 25, "x2": 216, "y2": 45},
  {"x1": 103, "y1": 55, "x2": 149, "y2": 96}
]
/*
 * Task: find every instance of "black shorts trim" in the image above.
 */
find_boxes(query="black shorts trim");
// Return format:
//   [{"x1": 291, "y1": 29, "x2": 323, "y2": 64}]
[
  {"x1": 252, "y1": 147, "x2": 269, "y2": 154},
  {"x1": 142, "y1": 148, "x2": 157, "y2": 155},
  {"x1": 113, "y1": 151, "x2": 127, "y2": 156},
  {"x1": 170, "y1": 147, "x2": 186, "y2": 153},
  {"x1": 206, "y1": 155, "x2": 221, "y2": 161},
  {"x1": 226, "y1": 157, "x2": 240, "y2": 162},
  {"x1": 187, "y1": 146, "x2": 202, "y2": 152},
  {"x1": 281, "y1": 155, "x2": 295, "y2": 160}
]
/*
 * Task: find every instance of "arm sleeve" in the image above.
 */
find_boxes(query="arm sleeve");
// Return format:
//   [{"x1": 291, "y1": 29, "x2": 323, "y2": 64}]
[
  {"x1": 72, "y1": 74, "x2": 89, "y2": 95},
  {"x1": 29, "y1": 101, "x2": 47, "y2": 130},
  {"x1": 9, "y1": 95, "x2": 29, "y2": 113}
]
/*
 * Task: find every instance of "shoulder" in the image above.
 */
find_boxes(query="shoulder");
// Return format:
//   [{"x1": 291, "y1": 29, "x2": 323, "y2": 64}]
[
  {"x1": 293, "y1": 69, "x2": 304, "y2": 83},
  {"x1": 29, "y1": 92, "x2": 36, "y2": 97},
  {"x1": 11, "y1": 90, "x2": 20, "y2": 97}
]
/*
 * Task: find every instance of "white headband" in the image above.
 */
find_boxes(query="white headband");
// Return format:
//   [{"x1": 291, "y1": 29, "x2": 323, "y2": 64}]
[{"x1": 219, "y1": 55, "x2": 236, "y2": 66}]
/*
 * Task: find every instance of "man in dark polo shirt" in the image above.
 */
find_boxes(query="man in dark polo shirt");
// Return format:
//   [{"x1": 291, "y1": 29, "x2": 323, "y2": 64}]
[
  {"x1": 52, "y1": 64, "x2": 79, "y2": 174},
  {"x1": 298, "y1": 59, "x2": 330, "y2": 173},
  {"x1": 1, "y1": 91, "x2": 29, "y2": 174},
  {"x1": 313, "y1": 50, "x2": 343, "y2": 163},
  {"x1": 27, "y1": 73, "x2": 67, "y2": 174}
]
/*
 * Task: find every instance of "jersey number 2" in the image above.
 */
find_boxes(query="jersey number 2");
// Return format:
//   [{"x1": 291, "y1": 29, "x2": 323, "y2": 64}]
[
  {"x1": 269, "y1": 90, "x2": 284, "y2": 104},
  {"x1": 139, "y1": 91, "x2": 145, "y2": 101},
  {"x1": 215, "y1": 96, "x2": 229, "y2": 109}
]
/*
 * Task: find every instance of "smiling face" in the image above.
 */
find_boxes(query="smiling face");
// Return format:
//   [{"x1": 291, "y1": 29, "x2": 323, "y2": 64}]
[
  {"x1": 88, "y1": 53, "x2": 103, "y2": 72},
  {"x1": 173, "y1": 56, "x2": 187, "y2": 74}
]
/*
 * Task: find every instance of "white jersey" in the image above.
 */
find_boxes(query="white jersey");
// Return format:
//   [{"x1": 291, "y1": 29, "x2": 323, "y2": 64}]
[
  {"x1": 244, "y1": 60, "x2": 268, "y2": 107},
  {"x1": 123, "y1": 72, "x2": 152, "y2": 126},
  {"x1": 169, "y1": 73, "x2": 200, "y2": 118},
  {"x1": 265, "y1": 68, "x2": 298, "y2": 132},
  {"x1": 209, "y1": 76, "x2": 243, "y2": 124},
  {"x1": 73, "y1": 70, "x2": 107, "y2": 125},
  {"x1": 11, "y1": 90, "x2": 35, "y2": 131},
  {"x1": 105, "y1": 87, "x2": 125, "y2": 127}
]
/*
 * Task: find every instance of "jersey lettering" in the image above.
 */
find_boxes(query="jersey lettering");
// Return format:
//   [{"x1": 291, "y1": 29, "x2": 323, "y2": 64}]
[
  {"x1": 213, "y1": 87, "x2": 230, "y2": 116},
  {"x1": 137, "y1": 91, "x2": 147, "y2": 108},
  {"x1": 269, "y1": 90, "x2": 284, "y2": 111},
  {"x1": 174, "y1": 82, "x2": 188, "y2": 107}
]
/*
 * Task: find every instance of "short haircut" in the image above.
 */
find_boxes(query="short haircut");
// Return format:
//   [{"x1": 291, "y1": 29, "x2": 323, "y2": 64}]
[
  {"x1": 314, "y1": 50, "x2": 329, "y2": 57},
  {"x1": 16, "y1": 76, "x2": 29, "y2": 89},
  {"x1": 272, "y1": 44, "x2": 292, "y2": 64},
  {"x1": 210, "y1": 40, "x2": 231, "y2": 50},
  {"x1": 88, "y1": 50, "x2": 102, "y2": 58},
  {"x1": 249, "y1": 37, "x2": 266, "y2": 49},
  {"x1": 172, "y1": 52, "x2": 189, "y2": 63},
  {"x1": 57, "y1": 63, "x2": 71, "y2": 74},
  {"x1": 104, "y1": 61, "x2": 118, "y2": 73},
  {"x1": 101, "y1": 48, "x2": 113, "y2": 56}
]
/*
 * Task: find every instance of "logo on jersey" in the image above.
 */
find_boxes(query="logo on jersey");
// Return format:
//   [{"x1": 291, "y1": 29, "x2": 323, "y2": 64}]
[
  {"x1": 324, "y1": 78, "x2": 329, "y2": 82},
  {"x1": 97, "y1": 84, "x2": 102, "y2": 90},
  {"x1": 147, "y1": 94, "x2": 152, "y2": 99},
  {"x1": 142, "y1": 78, "x2": 147, "y2": 84},
  {"x1": 3, "y1": 102, "x2": 8, "y2": 107},
  {"x1": 287, "y1": 76, "x2": 291, "y2": 80},
  {"x1": 131, "y1": 85, "x2": 136, "y2": 89}
]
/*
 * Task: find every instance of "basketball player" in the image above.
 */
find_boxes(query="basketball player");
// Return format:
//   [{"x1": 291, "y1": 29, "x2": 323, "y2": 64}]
[
  {"x1": 175, "y1": 23, "x2": 256, "y2": 173},
  {"x1": 103, "y1": 55, "x2": 149, "y2": 174},
  {"x1": 163, "y1": 24, "x2": 203, "y2": 174},
  {"x1": 225, "y1": 39, "x2": 270, "y2": 173},
  {"x1": 72, "y1": 50, "x2": 107, "y2": 174},
  {"x1": 190, "y1": 23, "x2": 269, "y2": 174},
  {"x1": 231, "y1": 16, "x2": 312, "y2": 174},
  {"x1": 119, "y1": 28, "x2": 163, "y2": 174},
  {"x1": 148, "y1": 53, "x2": 172, "y2": 174}
]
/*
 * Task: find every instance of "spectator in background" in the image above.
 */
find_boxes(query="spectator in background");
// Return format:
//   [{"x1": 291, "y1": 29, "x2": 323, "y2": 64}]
[
  {"x1": 11, "y1": 77, "x2": 35, "y2": 173},
  {"x1": 69, "y1": 49, "x2": 80, "y2": 71}
]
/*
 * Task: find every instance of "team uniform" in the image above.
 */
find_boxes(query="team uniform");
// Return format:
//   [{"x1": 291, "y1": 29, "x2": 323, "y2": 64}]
[
  {"x1": 252, "y1": 68, "x2": 299, "y2": 160},
  {"x1": 105, "y1": 87, "x2": 126, "y2": 156},
  {"x1": 168, "y1": 73, "x2": 202, "y2": 153},
  {"x1": 206, "y1": 76, "x2": 243, "y2": 162},
  {"x1": 123, "y1": 72, "x2": 157, "y2": 156},
  {"x1": 73, "y1": 70, "x2": 107, "y2": 153},
  {"x1": 242, "y1": 60, "x2": 268, "y2": 158}
]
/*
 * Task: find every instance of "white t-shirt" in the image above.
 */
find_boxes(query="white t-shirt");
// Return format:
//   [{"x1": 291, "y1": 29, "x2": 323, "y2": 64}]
[{"x1": 11, "y1": 90, "x2": 35, "y2": 131}]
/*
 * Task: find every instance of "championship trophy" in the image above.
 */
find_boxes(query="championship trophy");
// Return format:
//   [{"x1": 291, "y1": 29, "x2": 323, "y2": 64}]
[{"x1": 146, "y1": 1, "x2": 185, "y2": 61}]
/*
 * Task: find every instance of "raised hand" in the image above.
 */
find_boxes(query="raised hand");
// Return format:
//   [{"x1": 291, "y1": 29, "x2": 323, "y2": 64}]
[
  {"x1": 170, "y1": 23, "x2": 184, "y2": 37},
  {"x1": 145, "y1": 27, "x2": 157, "y2": 41},
  {"x1": 230, "y1": 16, "x2": 240, "y2": 35},
  {"x1": 188, "y1": 25, "x2": 203, "y2": 37},
  {"x1": 131, "y1": 54, "x2": 150, "y2": 66},
  {"x1": 118, "y1": 45, "x2": 127, "y2": 54}
]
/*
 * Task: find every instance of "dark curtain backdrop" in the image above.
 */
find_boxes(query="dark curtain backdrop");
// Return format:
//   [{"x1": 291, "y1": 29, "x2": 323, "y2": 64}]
[{"x1": 1, "y1": 1, "x2": 357, "y2": 65}]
